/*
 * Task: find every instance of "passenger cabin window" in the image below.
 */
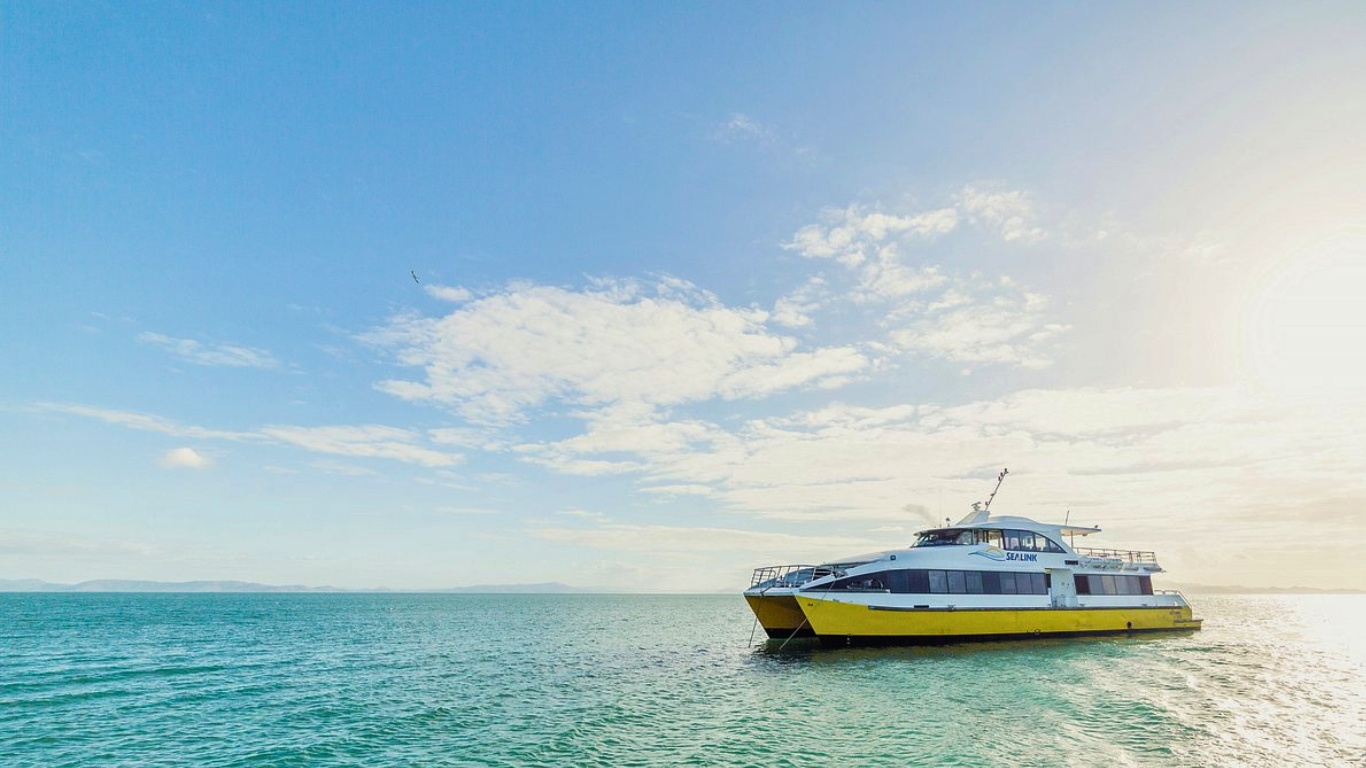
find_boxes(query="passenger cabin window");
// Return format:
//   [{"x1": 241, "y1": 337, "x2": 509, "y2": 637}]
[
  {"x1": 822, "y1": 568, "x2": 1052, "y2": 595},
  {"x1": 1075, "y1": 574, "x2": 1153, "y2": 595},
  {"x1": 1001, "y1": 529, "x2": 1065, "y2": 553},
  {"x1": 828, "y1": 573, "x2": 888, "y2": 591}
]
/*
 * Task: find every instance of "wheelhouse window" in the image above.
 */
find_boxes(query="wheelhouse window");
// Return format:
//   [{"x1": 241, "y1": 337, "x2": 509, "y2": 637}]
[
  {"x1": 913, "y1": 529, "x2": 963, "y2": 547},
  {"x1": 913, "y1": 528, "x2": 1005, "y2": 547},
  {"x1": 1001, "y1": 529, "x2": 1066, "y2": 553}
]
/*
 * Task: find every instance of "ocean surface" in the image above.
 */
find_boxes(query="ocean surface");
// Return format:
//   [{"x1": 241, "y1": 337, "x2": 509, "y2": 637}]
[{"x1": 2, "y1": 593, "x2": 1363, "y2": 767}]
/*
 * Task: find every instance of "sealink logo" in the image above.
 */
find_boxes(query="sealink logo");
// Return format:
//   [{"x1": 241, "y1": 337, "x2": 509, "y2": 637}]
[
  {"x1": 970, "y1": 547, "x2": 1038, "y2": 562},
  {"x1": 971, "y1": 547, "x2": 1007, "y2": 562}
]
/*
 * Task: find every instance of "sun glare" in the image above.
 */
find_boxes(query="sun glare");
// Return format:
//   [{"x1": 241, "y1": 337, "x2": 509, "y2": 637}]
[{"x1": 1241, "y1": 232, "x2": 1366, "y2": 401}]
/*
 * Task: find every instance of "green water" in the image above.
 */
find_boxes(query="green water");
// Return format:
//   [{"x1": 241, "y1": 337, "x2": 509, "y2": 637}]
[{"x1": 1, "y1": 593, "x2": 1362, "y2": 766}]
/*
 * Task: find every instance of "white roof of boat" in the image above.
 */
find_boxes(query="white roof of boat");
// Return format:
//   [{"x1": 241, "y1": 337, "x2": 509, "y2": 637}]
[
  {"x1": 821, "y1": 550, "x2": 901, "y2": 566},
  {"x1": 937, "y1": 509, "x2": 1102, "y2": 537}
]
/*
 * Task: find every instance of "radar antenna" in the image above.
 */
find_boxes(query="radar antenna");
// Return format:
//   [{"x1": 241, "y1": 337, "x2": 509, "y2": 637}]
[{"x1": 982, "y1": 468, "x2": 1008, "y2": 511}]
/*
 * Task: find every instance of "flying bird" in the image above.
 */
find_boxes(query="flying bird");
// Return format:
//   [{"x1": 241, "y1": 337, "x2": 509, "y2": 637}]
[{"x1": 411, "y1": 270, "x2": 420, "y2": 284}]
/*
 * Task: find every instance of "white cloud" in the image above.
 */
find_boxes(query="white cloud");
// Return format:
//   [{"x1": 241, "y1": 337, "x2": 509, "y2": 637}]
[
  {"x1": 364, "y1": 278, "x2": 868, "y2": 424},
  {"x1": 857, "y1": 256, "x2": 948, "y2": 301},
  {"x1": 639, "y1": 484, "x2": 716, "y2": 497},
  {"x1": 139, "y1": 332, "x2": 278, "y2": 369},
  {"x1": 888, "y1": 285, "x2": 1069, "y2": 369},
  {"x1": 425, "y1": 285, "x2": 472, "y2": 302},
  {"x1": 40, "y1": 404, "x2": 463, "y2": 469},
  {"x1": 555, "y1": 508, "x2": 609, "y2": 522},
  {"x1": 0, "y1": 529, "x2": 158, "y2": 558},
  {"x1": 428, "y1": 426, "x2": 504, "y2": 450},
  {"x1": 709, "y1": 112, "x2": 818, "y2": 159},
  {"x1": 159, "y1": 447, "x2": 211, "y2": 470},
  {"x1": 711, "y1": 112, "x2": 776, "y2": 145},
  {"x1": 38, "y1": 403, "x2": 254, "y2": 441},
  {"x1": 435, "y1": 506, "x2": 500, "y2": 515},
  {"x1": 514, "y1": 385, "x2": 1366, "y2": 579},
  {"x1": 527, "y1": 522, "x2": 881, "y2": 560},
  {"x1": 517, "y1": 410, "x2": 727, "y2": 477},
  {"x1": 783, "y1": 184, "x2": 1042, "y2": 270},
  {"x1": 309, "y1": 460, "x2": 379, "y2": 477},
  {"x1": 958, "y1": 184, "x2": 1046, "y2": 242},
  {"x1": 785, "y1": 204, "x2": 959, "y2": 267},
  {"x1": 778, "y1": 188, "x2": 1067, "y2": 369},
  {"x1": 259, "y1": 425, "x2": 463, "y2": 468}
]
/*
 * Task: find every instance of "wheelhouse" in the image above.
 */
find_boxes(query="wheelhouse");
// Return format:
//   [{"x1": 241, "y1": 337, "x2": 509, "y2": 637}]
[{"x1": 911, "y1": 526, "x2": 1068, "y2": 553}]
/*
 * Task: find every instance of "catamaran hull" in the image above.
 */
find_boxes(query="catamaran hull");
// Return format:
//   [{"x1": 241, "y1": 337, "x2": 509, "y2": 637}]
[
  {"x1": 744, "y1": 594, "x2": 816, "y2": 638},
  {"x1": 796, "y1": 598, "x2": 1202, "y2": 647}
]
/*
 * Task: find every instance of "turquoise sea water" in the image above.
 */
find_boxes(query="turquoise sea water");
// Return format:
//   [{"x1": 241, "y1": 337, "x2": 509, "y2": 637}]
[{"x1": 2, "y1": 593, "x2": 1363, "y2": 767}]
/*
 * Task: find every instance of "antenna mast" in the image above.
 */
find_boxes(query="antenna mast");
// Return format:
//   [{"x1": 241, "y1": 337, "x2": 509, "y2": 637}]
[{"x1": 983, "y1": 468, "x2": 1008, "y2": 511}]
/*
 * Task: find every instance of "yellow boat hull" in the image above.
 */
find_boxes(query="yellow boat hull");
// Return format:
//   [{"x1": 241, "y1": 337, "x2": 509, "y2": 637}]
[
  {"x1": 797, "y1": 597, "x2": 1202, "y2": 645},
  {"x1": 744, "y1": 594, "x2": 815, "y2": 638}
]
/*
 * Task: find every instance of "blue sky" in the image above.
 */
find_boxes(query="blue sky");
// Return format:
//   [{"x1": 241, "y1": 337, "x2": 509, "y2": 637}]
[{"x1": 3, "y1": 2, "x2": 1365, "y2": 590}]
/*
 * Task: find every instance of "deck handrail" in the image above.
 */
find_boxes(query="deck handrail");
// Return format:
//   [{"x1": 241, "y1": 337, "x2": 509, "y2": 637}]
[
  {"x1": 749, "y1": 564, "x2": 834, "y2": 589},
  {"x1": 1073, "y1": 547, "x2": 1158, "y2": 565}
]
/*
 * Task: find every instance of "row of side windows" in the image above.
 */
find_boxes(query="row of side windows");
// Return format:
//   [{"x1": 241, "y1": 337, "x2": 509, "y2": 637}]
[
  {"x1": 826, "y1": 569, "x2": 1051, "y2": 596},
  {"x1": 823, "y1": 570, "x2": 1155, "y2": 596},
  {"x1": 1075, "y1": 574, "x2": 1154, "y2": 596}
]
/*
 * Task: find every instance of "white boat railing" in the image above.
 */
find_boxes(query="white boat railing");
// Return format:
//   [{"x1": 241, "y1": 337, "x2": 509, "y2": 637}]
[
  {"x1": 1073, "y1": 547, "x2": 1158, "y2": 565},
  {"x1": 749, "y1": 564, "x2": 838, "y2": 590}
]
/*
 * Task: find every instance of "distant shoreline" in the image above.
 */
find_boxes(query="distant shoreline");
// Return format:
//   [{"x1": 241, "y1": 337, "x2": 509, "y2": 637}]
[{"x1": 0, "y1": 579, "x2": 604, "y2": 594}]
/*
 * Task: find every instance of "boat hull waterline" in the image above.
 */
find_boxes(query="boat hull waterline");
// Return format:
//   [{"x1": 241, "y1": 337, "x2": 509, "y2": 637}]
[{"x1": 793, "y1": 597, "x2": 1201, "y2": 646}]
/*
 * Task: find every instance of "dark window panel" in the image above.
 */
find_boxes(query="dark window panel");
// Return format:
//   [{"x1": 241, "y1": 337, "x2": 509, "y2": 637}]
[
  {"x1": 929, "y1": 570, "x2": 948, "y2": 593},
  {"x1": 908, "y1": 569, "x2": 930, "y2": 594},
  {"x1": 983, "y1": 571, "x2": 1001, "y2": 594},
  {"x1": 947, "y1": 571, "x2": 967, "y2": 593},
  {"x1": 888, "y1": 569, "x2": 910, "y2": 594},
  {"x1": 966, "y1": 571, "x2": 984, "y2": 594}
]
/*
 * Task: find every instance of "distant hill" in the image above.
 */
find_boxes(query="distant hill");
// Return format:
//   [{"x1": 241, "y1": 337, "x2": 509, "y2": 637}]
[
  {"x1": 1171, "y1": 583, "x2": 1364, "y2": 595},
  {"x1": 433, "y1": 582, "x2": 598, "y2": 594},
  {"x1": 0, "y1": 579, "x2": 597, "y2": 594},
  {"x1": 0, "y1": 579, "x2": 344, "y2": 593}
]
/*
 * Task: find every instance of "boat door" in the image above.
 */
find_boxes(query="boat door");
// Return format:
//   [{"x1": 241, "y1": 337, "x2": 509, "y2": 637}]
[{"x1": 1048, "y1": 569, "x2": 1078, "y2": 608}]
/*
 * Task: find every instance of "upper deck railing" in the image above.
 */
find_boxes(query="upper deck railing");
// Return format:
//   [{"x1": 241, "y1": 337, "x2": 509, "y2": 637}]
[{"x1": 1073, "y1": 547, "x2": 1158, "y2": 565}]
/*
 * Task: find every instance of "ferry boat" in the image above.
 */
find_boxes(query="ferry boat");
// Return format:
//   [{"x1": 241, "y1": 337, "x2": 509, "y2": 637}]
[{"x1": 743, "y1": 470, "x2": 1202, "y2": 646}]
